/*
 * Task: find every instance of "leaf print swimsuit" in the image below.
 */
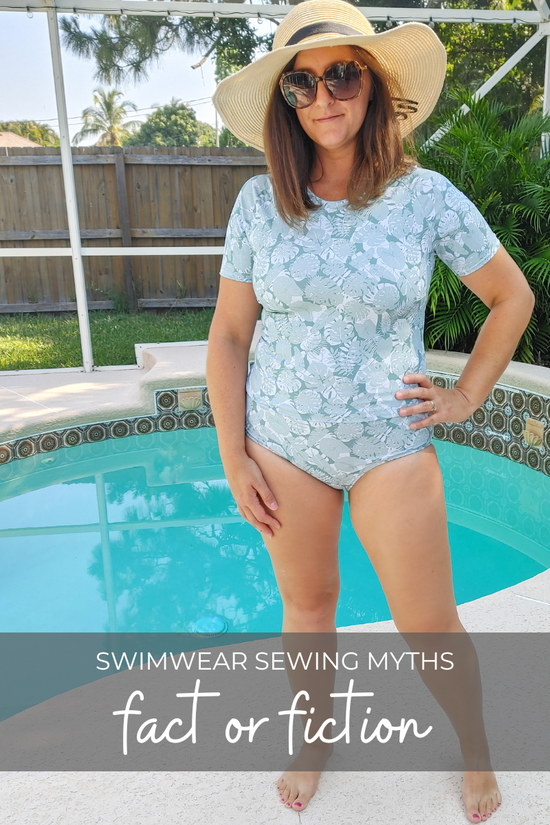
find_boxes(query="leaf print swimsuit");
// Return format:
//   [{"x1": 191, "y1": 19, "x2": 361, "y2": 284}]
[{"x1": 219, "y1": 167, "x2": 501, "y2": 493}]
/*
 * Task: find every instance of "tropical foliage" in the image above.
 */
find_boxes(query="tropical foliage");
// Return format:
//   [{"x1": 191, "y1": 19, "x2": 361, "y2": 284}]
[
  {"x1": 418, "y1": 0, "x2": 545, "y2": 136},
  {"x1": 73, "y1": 88, "x2": 140, "y2": 146},
  {"x1": 0, "y1": 120, "x2": 59, "y2": 146},
  {"x1": 60, "y1": 9, "x2": 268, "y2": 87},
  {"x1": 60, "y1": 0, "x2": 544, "y2": 122},
  {"x1": 123, "y1": 100, "x2": 216, "y2": 147},
  {"x1": 416, "y1": 89, "x2": 550, "y2": 363}
]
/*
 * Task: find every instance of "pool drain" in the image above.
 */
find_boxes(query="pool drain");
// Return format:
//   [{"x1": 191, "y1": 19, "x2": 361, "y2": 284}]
[{"x1": 192, "y1": 616, "x2": 228, "y2": 636}]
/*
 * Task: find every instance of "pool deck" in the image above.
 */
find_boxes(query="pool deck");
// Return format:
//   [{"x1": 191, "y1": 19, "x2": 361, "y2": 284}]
[
  {"x1": 1, "y1": 571, "x2": 548, "y2": 825},
  {"x1": 1, "y1": 570, "x2": 548, "y2": 825},
  {"x1": 1, "y1": 337, "x2": 549, "y2": 824}
]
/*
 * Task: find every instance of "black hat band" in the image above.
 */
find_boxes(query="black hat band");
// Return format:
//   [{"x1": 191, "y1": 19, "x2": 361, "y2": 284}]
[{"x1": 284, "y1": 22, "x2": 366, "y2": 47}]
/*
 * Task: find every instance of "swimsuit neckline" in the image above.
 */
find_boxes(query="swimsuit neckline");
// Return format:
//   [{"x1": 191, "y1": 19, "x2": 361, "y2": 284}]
[
  {"x1": 305, "y1": 168, "x2": 418, "y2": 209},
  {"x1": 306, "y1": 185, "x2": 348, "y2": 207}
]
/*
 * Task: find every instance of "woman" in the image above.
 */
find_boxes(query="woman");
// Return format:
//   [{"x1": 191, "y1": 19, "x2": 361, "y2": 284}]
[{"x1": 207, "y1": 0, "x2": 535, "y2": 820}]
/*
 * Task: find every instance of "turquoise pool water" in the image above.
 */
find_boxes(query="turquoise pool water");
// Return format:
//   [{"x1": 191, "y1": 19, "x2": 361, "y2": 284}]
[{"x1": 0, "y1": 429, "x2": 548, "y2": 633}]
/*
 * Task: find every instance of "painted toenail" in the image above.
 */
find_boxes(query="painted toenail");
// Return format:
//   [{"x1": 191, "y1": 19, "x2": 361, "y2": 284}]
[
  {"x1": 286, "y1": 803, "x2": 291, "y2": 807},
  {"x1": 295, "y1": 802, "x2": 302, "y2": 807}
]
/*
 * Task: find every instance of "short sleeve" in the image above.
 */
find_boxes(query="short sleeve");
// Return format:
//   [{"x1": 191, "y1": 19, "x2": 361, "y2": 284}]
[
  {"x1": 219, "y1": 185, "x2": 254, "y2": 283},
  {"x1": 431, "y1": 173, "x2": 501, "y2": 277}
]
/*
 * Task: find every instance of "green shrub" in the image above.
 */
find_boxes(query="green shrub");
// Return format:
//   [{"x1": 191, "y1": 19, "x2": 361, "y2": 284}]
[{"x1": 415, "y1": 88, "x2": 550, "y2": 363}]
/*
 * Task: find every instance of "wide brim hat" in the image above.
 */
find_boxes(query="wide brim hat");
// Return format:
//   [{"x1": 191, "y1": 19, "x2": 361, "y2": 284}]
[{"x1": 213, "y1": 0, "x2": 447, "y2": 151}]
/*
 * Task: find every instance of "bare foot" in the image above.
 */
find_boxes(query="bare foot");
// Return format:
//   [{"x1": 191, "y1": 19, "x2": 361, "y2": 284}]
[
  {"x1": 461, "y1": 745, "x2": 502, "y2": 822},
  {"x1": 276, "y1": 741, "x2": 333, "y2": 812}
]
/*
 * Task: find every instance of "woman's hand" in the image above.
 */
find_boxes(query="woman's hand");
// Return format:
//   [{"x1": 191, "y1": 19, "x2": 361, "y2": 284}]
[
  {"x1": 224, "y1": 454, "x2": 281, "y2": 539},
  {"x1": 395, "y1": 373, "x2": 478, "y2": 431}
]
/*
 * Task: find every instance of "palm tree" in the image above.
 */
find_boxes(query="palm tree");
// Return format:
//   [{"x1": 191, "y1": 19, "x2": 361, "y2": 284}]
[
  {"x1": 73, "y1": 88, "x2": 140, "y2": 146},
  {"x1": 528, "y1": 89, "x2": 544, "y2": 115}
]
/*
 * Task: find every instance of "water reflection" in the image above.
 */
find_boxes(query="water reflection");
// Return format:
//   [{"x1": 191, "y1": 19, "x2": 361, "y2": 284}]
[{"x1": 0, "y1": 430, "x2": 547, "y2": 632}]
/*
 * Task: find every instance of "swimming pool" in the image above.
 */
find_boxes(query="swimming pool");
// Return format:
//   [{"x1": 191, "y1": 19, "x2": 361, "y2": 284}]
[{"x1": 0, "y1": 425, "x2": 548, "y2": 633}]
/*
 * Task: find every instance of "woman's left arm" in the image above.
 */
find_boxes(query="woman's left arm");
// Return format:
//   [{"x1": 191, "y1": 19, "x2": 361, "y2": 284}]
[{"x1": 396, "y1": 244, "x2": 536, "y2": 429}]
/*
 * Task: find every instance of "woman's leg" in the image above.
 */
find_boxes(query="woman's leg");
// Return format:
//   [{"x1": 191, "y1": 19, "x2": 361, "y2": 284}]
[
  {"x1": 348, "y1": 443, "x2": 502, "y2": 823},
  {"x1": 244, "y1": 434, "x2": 344, "y2": 812}
]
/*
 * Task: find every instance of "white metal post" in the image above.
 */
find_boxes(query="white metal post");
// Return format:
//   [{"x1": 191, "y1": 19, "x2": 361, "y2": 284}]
[
  {"x1": 534, "y1": 1, "x2": 550, "y2": 157},
  {"x1": 46, "y1": 9, "x2": 94, "y2": 373},
  {"x1": 543, "y1": 30, "x2": 550, "y2": 157},
  {"x1": 95, "y1": 474, "x2": 118, "y2": 632}
]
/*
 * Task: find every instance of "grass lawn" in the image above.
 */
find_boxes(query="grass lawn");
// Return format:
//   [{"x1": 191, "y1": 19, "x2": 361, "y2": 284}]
[{"x1": 0, "y1": 309, "x2": 215, "y2": 370}]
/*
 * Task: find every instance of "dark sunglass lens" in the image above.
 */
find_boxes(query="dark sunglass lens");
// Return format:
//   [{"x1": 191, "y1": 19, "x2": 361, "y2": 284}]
[
  {"x1": 325, "y1": 62, "x2": 362, "y2": 100},
  {"x1": 282, "y1": 72, "x2": 316, "y2": 108}
]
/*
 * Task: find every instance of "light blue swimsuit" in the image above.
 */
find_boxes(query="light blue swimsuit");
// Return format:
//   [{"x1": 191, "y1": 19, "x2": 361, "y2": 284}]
[{"x1": 219, "y1": 166, "x2": 501, "y2": 492}]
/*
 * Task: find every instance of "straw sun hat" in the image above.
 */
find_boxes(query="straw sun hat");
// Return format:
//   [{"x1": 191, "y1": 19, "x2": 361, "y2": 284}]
[{"x1": 212, "y1": 0, "x2": 447, "y2": 151}]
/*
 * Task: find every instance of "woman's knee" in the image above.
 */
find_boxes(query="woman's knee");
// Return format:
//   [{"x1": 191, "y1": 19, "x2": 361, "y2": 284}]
[
  {"x1": 281, "y1": 585, "x2": 340, "y2": 624},
  {"x1": 393, "y1": 610, "x2": 463, "y2": 635}
]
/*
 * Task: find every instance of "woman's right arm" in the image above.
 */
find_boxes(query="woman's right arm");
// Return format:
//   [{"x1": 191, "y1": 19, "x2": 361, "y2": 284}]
[{"x1": 206, "y1": 276, "x2": 281, "y2": 536}]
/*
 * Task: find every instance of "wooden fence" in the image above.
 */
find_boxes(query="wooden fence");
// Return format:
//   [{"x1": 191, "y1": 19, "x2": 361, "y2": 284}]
[{"x1": 0, "y1": 146, "x2": 268, "y2": 312}]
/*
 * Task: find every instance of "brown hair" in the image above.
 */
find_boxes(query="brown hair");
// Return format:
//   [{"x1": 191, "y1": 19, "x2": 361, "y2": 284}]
[{"x1": 263, "y1": 45, "x2": 420, "y2": 227}]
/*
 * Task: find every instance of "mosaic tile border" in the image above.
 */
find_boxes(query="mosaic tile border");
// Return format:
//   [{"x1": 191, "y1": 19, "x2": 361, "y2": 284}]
[
  {"x1": 0, "y1": 387, "x2": 213, "y2": 466},
  {"x1": 430, "y1": 372, "x2": 550, "y2": 476},
  {"x1": 1, "y1": 374, "x2": 550, "y2": 477}
]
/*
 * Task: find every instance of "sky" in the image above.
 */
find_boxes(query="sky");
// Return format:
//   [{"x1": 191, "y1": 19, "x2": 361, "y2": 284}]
[{"x1": 0, "y1": 11, "x2": 273, "y2": 144}]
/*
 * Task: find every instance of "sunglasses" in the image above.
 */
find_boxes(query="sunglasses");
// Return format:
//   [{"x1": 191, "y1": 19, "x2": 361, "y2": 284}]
[{"x1": 279, "y1": 60, "x2": 368, "y2": 109}]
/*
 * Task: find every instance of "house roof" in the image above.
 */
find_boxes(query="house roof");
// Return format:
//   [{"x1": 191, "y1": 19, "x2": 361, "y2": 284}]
[{"x1": 0, "y1": 131, "x2": 41, "y2": 147}]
